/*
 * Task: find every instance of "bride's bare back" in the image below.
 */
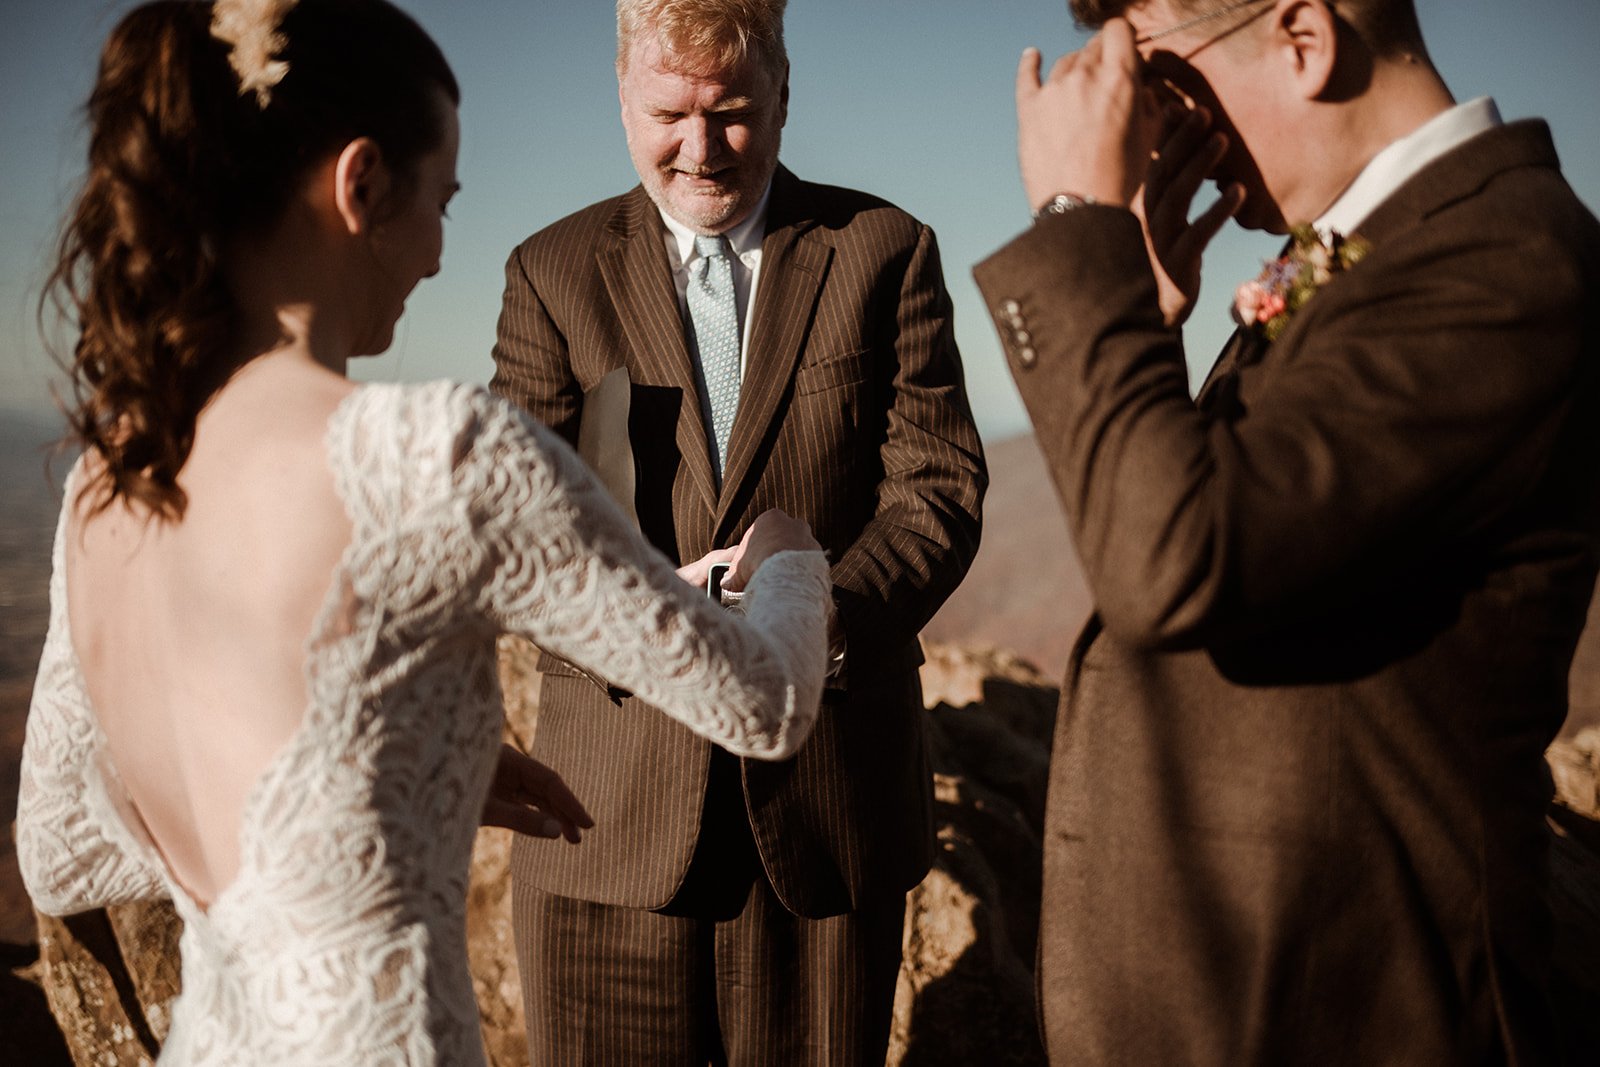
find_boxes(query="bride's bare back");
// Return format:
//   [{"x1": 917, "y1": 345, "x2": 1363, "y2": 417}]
[{"x1": 65, "y1": 359, "x2": 356, "y2": 908}]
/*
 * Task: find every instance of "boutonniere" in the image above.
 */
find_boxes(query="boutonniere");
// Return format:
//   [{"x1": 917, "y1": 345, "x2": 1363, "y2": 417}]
[{"x1": 1233, "y1": 224, "x2": 1370, "y2": 341}]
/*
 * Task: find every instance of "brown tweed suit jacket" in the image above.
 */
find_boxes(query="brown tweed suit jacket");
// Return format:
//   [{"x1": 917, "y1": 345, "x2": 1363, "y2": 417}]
[
  {"x1": 492, "y1": 165, "x2": 985, "y2": 918},
  {"x1": 975, "y1": 121, "x2": 1600, "y2": 1064}
]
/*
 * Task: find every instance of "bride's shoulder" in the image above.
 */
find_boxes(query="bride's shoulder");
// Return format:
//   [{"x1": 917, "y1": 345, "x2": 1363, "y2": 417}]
[
  {"x1": 340, "y1": 380, "x2": 534, "y2": 436},
  {"x1": 332, "y1": 379, "x2": 568, "y2": 489}
]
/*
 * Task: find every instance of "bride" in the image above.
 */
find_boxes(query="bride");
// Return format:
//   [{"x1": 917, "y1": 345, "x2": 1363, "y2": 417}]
[{"x1": 16, "y1": 0, "x2": 831, "y2": 1062}]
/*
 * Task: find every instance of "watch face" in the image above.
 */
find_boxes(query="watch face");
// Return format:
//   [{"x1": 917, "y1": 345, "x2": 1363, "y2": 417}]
[
  {"x1": 1033, "y1": 193, "x2": 1097, "y2": 221},
  {"x1": 708, "y1": 561, "x2": 730, "y2": 600}
]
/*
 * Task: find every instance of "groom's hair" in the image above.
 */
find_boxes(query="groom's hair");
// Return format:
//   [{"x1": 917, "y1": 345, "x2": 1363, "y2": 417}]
[
  {"x1": 1071, "y1": 0, "x2": 1427, "y2": 59},
  {"x1": 616, "y1": 0, "x2": 788, "y2": 84}
]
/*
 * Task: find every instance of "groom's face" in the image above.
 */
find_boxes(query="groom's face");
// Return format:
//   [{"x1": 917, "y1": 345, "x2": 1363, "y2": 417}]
[{"x1": 1129, "y1": 0, "x2": 1293, "y2": 233}]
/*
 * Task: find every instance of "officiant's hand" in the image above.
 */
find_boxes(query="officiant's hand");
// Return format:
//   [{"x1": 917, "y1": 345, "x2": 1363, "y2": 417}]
[
  {"x1": 723, "y1": 509, "x2": 820, "y2": 593},
  {"x1": 481, "y1": 743, "x2": 594, "y2": 843}
]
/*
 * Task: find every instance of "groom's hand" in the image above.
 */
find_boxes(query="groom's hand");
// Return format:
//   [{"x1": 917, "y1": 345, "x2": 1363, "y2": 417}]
[
  {"x1": 1015, "y1": 20, "x2": 1161, "y2": 212},
  {"x1": 1136, "y1": 101, "x2": 1245, "y2": 326},
  {"x1": 481, "y1": 743, "x2": 594, "y2": 843}
]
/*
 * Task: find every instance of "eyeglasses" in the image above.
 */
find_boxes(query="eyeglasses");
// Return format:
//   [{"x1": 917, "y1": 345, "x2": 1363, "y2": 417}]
[{"x1": 1133, "y1": 0, "x2": 1273, "y2": 46}]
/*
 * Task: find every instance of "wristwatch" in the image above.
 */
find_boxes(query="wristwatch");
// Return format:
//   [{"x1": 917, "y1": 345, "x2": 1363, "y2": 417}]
[{"x1": 1031, "y1": 193, "x2": 1099, "y2": 221}]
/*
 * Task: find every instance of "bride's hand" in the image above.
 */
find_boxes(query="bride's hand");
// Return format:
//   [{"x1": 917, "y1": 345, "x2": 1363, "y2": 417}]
[
  {"x1": 724, "y1": 509, "x2": 820, "y2": 593},
  {"x1": 676, "y1": 547, "x2": 738, "y2": 590},
  {"x1": 481, "y1": 743, "x2": 594, "y2": 843}
]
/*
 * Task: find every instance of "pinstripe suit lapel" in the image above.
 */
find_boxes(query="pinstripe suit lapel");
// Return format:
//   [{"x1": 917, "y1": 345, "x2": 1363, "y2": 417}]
[
  {"x1": 716, "y1": 176, "x2": 831, "y2": 530},
  {"x1": 597, "y1": 189, "x2": 720, "y2": 516}
]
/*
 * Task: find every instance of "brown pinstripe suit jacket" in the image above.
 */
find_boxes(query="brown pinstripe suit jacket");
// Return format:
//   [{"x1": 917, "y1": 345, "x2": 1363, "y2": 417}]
[
  {"x1": 975, "y1": 121, "x2": 1600, "y2": 1063},
  {"x1": 491, "y1": 165, "x2": 986, "y2": 917}
]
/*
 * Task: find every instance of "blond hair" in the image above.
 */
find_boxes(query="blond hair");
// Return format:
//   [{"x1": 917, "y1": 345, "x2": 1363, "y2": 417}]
[{"x1": 616, "y1": 0, "x2": 787, "y2": 80}]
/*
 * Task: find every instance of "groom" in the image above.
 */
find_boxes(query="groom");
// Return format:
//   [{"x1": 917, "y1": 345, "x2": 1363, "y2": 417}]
[
  {"x1": 975, "y1": 0, "x2": 1600, "y2": 1062},
  {"x1": 490, "y1": 0, "x2": 985, "y2": 1061}
]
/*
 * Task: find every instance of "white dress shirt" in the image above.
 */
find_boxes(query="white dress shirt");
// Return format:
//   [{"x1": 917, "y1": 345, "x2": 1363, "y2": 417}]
[
  {"x1": 659, "y1": 183, "x2": 772, "y2": 377},
  {"x1": 1315, "y1": 96, "x2": 1502, "y2": 237}
]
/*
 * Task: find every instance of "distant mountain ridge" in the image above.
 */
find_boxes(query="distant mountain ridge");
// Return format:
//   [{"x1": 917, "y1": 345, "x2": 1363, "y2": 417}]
[{"x1": 923, "y1": 434, "x2": 1090, "y2": 680}]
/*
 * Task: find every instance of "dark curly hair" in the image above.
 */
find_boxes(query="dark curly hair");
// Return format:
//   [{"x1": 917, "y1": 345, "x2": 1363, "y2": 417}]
[{"x1": 47, "y1": 0, "x2": 459, "y2": 521}]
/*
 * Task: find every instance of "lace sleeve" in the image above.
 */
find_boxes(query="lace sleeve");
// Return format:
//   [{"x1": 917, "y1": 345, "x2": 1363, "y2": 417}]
[
  {"x1": 16, "y1": 477, "x2": 166, "y2": 915},
  {"x1": 457, "y1": 387, "x2": 830, "y2": 761}
]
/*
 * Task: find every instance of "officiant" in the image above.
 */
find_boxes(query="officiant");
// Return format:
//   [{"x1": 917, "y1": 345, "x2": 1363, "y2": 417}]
[{"x1": 488, "y1": 0, "x2": 987, "y2": 1061}]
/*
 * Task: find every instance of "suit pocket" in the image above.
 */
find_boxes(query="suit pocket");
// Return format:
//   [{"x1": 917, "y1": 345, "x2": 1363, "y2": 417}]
[{"x1": 793, "y1": 349, "x2": 870, "y2": 396}]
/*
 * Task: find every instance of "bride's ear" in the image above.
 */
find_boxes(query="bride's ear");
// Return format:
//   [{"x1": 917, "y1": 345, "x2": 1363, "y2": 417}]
[{"x1": 332, "y1": 138, "x2": 391, "y2": 237}]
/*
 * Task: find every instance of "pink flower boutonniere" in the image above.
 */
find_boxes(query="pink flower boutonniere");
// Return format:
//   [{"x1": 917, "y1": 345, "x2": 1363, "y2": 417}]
[{"x1": 1233, "y1": 224, "x2": 1370, "y2": 342}]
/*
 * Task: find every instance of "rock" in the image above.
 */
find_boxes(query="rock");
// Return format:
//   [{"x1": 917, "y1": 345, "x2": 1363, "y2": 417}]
[
  {"x1": 496, "y1": 634, "x2": 542, "y2": 755},
  {"x1": 1547, "y1": 728, "x2": 1600, "y2": 1061},
  {"x1": 888, "y1": 645, "x2": 1057, "y2": 1067},
  {"x1": 1550, "y1": 727, "x2": 1600, "y2": 820},
  {"x1": 31, "y1": 899, "x2": 180, "y2": 1066},
  {"x1": 467, "y1": 825, "x2": 529, "y2": 1067},
  {"x1": 464, "y1": 636, "x2": 543, "y2": 1065},
  {"x1": 1, "y1": 940, "x2": 71, "y2": 1066}
]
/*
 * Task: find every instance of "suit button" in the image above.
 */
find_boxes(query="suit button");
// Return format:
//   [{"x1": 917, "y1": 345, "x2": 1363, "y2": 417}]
[
  {"x1": 1017, "y1": 346, "x2": 1037, "y2": 368},
  {"x1": 1001, "y1": 299, "x2": 1021, "y2": 317},
  {"x1": 1015, "y1": 330, "x2": 1031, "y2": 346}
]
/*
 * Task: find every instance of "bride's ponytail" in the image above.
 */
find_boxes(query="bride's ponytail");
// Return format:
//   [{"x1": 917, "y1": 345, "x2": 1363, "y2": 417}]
[{"x1": 49, "y1": 1, "x2": 244, "y2": 519}]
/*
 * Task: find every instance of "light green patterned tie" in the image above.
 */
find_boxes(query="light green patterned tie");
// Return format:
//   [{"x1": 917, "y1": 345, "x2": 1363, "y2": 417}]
[{"x1": 686, "y1": 234, "x2": 741, "y2": 485}]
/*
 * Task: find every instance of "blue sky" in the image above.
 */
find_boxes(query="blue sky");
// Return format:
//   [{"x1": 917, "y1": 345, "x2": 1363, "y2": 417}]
[{"x1": 3, "y1": 0, "x2": 1598, "y2": 440}]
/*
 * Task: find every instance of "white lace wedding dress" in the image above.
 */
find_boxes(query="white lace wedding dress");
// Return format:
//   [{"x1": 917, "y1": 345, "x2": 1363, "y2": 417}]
[{"x1": 17, "y1": 381, "x2": 830, "y2": 1065}]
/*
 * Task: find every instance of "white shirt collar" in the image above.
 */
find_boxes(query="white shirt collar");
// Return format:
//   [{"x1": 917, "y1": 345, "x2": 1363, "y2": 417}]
[
  {"x1": 660, "y1": 181, "x2": 772, "y2": 265},
  {"x1": 1315, "y1": 96, "x2": 1502, "y2": 236}
]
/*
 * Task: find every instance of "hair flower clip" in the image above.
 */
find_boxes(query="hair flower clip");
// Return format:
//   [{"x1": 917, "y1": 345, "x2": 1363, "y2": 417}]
[
  {"x1": 1233, "y1": 224, "x2": 1370, "y2": 342},
  {"x1": 211, "y1": 0, "x2": 300, "y2": 107}
]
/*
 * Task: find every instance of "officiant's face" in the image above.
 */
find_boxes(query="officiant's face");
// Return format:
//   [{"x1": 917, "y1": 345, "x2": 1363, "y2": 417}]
[
  {"x1": 1130, "y1": 0, "x2": 1291, "y2": 233},
  {"x1": 619, "y1": 34, "x2": 788, "y2": 235}
]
